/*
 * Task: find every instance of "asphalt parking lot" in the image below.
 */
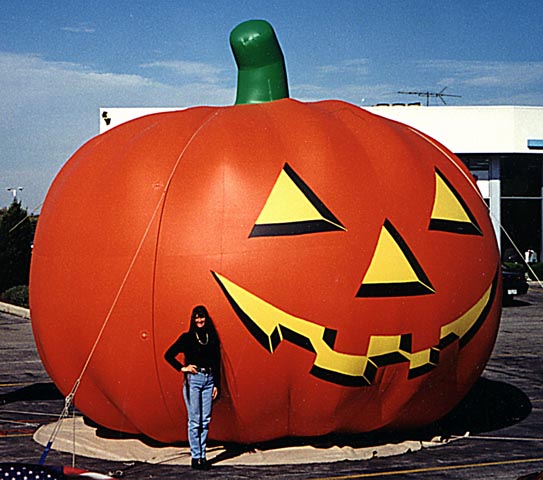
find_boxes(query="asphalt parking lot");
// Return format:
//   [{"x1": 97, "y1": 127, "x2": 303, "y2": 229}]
[{"x1": 1, "y1": 286, "x2": 542, "y2": 479}]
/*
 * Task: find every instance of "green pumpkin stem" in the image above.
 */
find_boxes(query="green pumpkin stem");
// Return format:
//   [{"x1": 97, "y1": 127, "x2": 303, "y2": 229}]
[{"x1": 230, "y1": 20, "x2": 289, "y2": 105}]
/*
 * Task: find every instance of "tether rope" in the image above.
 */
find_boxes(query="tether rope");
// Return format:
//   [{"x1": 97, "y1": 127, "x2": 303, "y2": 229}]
[
  {"x1": 7, "y1": 202, "x2": 43, "y2": 234},
  {"x1": 38, "y1": 109, "x2": 220, "y2": 465},
  {"x1": 500, "y1": 222, "x2": 543, "y2": 287}
]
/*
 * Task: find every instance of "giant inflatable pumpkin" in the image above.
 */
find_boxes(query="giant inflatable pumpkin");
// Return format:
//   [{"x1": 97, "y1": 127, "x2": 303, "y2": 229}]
[{"x1": 30, "y1": 20, "x2": 501, "y2": 444}]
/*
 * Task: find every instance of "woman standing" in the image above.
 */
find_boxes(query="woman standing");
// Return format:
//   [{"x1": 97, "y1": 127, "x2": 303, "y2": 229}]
[{"x1": 164, "y1": 305, "x2": 221, "y2": 470}]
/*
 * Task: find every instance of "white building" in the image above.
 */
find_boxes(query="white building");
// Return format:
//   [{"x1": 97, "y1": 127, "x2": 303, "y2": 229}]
[{"x1": 100, "y1": 105, "x2": 543, "y2": 261}]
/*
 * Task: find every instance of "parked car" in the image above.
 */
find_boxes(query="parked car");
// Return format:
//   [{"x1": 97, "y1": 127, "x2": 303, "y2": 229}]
[{"x1": 501, "y1": 263, "x2": 529, "y2": 303}]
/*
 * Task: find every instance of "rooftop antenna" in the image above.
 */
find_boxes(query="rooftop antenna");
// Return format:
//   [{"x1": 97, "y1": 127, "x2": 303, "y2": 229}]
[{"x1": 397, "y1": 87, "x2": 461, "y2": 106}]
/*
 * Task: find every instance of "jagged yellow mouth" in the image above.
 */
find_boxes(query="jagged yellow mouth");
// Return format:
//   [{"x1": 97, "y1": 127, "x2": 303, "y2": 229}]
[{"x1": 212, "y1": 270, "x2": 498, "y2": 387}]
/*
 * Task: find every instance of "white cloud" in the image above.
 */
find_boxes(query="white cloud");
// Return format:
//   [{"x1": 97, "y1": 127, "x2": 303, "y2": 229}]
[
  {"x1": 292, "y1": 81, "x2": 394, "y2": 105},
  {"x1": 61, "y1": 24, "x2": 95, "y2": 34},
  {"x1": 316, "y1": 58, "x2": 370, "y2": 77},
  {"x1": 0, "y1": 52, "x2": 234, "y2": 211},
  {"x1": 61, "y1": 26, "x2": 95, "y2": 33},
  {"x1": 416, "y1": 59, "x2": 543, "y2": 89},
  {"x1": 140, "y1": 60, "x2": 227, "y2": 84}
]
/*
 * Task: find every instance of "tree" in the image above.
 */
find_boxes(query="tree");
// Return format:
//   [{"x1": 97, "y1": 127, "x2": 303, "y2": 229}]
[{"x1": 0, "y1": 200, "x2": 32, "y2": 294}]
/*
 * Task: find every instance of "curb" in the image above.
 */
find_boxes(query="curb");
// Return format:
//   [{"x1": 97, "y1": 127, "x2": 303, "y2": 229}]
[{"x1": 0, "y1": 301, "x2": 30, "y2": 319}]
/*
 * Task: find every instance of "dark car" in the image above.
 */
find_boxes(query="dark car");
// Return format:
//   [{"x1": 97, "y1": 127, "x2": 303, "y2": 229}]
[{"x1": 501, "y1": 263, "x2": 529, "y2": 303}]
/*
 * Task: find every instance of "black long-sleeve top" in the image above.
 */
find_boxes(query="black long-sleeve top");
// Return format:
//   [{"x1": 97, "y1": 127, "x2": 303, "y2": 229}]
[{"x1": 164, "y1": 330, "x2": 221, "y2": 392}]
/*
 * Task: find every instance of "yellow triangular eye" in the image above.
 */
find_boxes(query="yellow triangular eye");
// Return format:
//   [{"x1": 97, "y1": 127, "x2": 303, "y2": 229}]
[
  {"x1": 357, "y1": 220, "x2": 435, "y2": 297},
  {"x1": 249, "y1": 163, "x2": 346, "y2": 237},
  {"x1": 429, "y1": 169, "x2": 482, "y2": 235}
]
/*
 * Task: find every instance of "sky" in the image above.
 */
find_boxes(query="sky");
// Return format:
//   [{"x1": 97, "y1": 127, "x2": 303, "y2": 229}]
[{"x1": 1, "y1": 0, "x2": 542, "y2": 212}]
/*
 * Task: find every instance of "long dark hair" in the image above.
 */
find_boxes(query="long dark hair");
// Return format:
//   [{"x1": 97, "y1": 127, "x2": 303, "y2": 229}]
[{"x1": 188, "y1": 305, "x2": 218, "y2": 339}]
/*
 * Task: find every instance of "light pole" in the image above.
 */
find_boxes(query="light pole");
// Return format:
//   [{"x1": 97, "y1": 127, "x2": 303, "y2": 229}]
[{"x1": 6, "y1": 187, "x2": 24, "y2": 203}]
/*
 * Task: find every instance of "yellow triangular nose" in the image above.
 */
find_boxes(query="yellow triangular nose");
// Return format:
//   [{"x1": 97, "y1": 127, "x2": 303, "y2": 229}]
[{"x1": 358, "y1": 220, "x2": 435, "y2": 297}]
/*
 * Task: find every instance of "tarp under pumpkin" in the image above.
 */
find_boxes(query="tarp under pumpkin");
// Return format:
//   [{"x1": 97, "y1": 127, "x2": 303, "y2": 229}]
[{"x1": 33, "y1": 416, "x2": 456, "y2": 466}]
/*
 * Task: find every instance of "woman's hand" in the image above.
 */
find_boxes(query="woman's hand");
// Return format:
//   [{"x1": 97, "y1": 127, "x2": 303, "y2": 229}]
[
  {"x1": 181, "y1": 364, "x2": 198, "y2": 374},
  {"x1": 212, "y1": 387, "x2": 218, "y2": 400}
]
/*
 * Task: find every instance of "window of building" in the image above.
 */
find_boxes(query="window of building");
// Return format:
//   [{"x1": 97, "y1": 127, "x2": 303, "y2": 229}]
[
  {"x1": 460, "y1": 155, "x2": 490, "y2": 181},
  {"x1": 500, "y1": 155, "x2": 542, "y2": 197},
  {"x1": 501, "y1": 199, "x2": 541, "y2": 263},
  {"x1": 500, "y1": 155, "x2": 543, "y2": 262}
]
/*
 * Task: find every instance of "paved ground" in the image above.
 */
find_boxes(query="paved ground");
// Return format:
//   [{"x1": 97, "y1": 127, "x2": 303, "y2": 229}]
[{"x1": 1, "y1": 287, "x2": 542, "y2": 479}]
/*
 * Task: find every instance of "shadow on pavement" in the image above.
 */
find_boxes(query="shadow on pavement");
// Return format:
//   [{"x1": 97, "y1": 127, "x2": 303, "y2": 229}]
[
  {"x1": 4, "y1": 376, "x2": 531, "y2": 465},
  {"x1": 410, "y1": 376, "x2": 531, "y2": 438},
  {"x1": 211, "y1": 376, "x2": 532, "y2": 464},
  {"x1": 0, "y1": 382, "x2": 63, "y2": 405},
  {"x1": 503, "y1": 297, "x2": 532, "y2": 307},
  {"x1": 518, "y1": 472, "x2": 543, "y2": 480}
]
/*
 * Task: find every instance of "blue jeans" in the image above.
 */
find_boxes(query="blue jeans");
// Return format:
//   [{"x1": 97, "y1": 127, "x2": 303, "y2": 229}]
[{"x1": 183, "y1": 372, "x2": 214, "y2": 460}]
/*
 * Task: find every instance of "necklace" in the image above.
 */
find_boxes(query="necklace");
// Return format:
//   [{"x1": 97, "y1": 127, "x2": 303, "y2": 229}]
[{"x1": 195, "y1": 331, "x2": 209, "y2": 345}]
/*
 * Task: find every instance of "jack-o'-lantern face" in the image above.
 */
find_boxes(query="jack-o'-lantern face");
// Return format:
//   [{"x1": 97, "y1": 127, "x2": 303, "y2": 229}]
[{"x1": 212, "y1": 162, "x2": 497, "y2": 387}]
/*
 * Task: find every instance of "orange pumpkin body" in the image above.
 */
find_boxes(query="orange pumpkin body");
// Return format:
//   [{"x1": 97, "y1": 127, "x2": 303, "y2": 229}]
[{"x1": 30, "y1": 98, "x2": 501, "y2": 443}]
